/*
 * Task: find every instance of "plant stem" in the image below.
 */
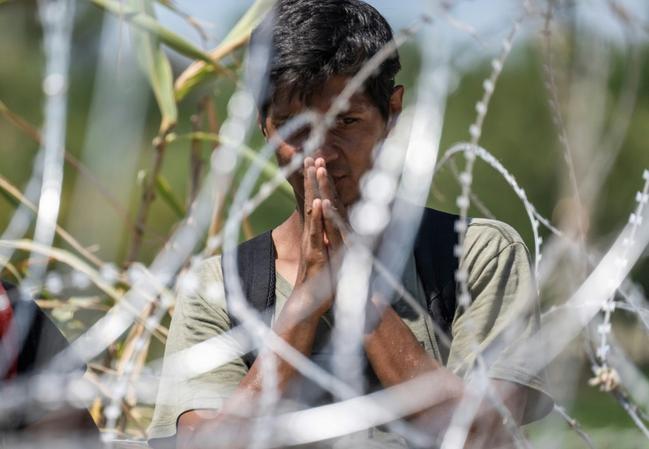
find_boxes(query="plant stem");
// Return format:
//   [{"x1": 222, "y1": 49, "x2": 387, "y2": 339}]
[
  {"x1": 187, "y1": 103, "x2": 205, "y2": 206},
  {"x1": 125, "y1": 135, "x2": 167, "y2": 265}
]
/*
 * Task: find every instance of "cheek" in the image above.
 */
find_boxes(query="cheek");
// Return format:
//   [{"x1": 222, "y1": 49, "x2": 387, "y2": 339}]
[
  {"x1": 344, "y1": 131, "x2": 380, "y2": 171},
  {"x1": 274, "y1": 142, "x2": 305, "y2": 199},
  {"x1": 275, "y1": 142, "x2": 299, "y2": 167}
]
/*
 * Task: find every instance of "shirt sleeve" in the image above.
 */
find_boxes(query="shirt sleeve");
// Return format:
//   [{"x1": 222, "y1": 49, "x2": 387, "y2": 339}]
[
  {"x1": 446, "y1": 219, "x2": 553, "y2": 423},
  {"x1": 148, "y1": 256, "x2": 248, "y2": 444}
]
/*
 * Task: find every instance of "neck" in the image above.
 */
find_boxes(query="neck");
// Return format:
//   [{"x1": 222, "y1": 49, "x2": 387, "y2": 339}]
[{"x1": 272, "y1": 209, "x2": 304, "y2": 262}]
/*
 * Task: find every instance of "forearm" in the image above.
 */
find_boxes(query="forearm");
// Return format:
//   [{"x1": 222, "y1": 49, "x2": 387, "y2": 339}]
[
  {"x1": 364, "y1": 299, "x2": 527, "y2": 443},
  {"x1": 364, "y1": 299, "x2": 463, "y2": 426},
  {"x1": 228, "y1": 293, "x2": 323, "y2": 404},
  {"x1": 179, "y1": 292, "x2": 323, "y2": 449},
  {"x1": 364, "y1": 298, "x2": 462, "y2": 392}
]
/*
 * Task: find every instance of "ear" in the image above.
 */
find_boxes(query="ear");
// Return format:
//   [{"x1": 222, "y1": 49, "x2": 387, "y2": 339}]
[
  {"x1": 387, "y1": 85, "x2": 405, "y2": 131},
  {"x1": 258, "y1": 112, "x2": 268, "y2": 138}
]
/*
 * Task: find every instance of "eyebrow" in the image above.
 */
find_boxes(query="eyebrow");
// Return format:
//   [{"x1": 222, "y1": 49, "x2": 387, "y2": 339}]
[
  {"x1": 343, "y1": 97, "x2": 371, "y2": 113},
  {"x1": 271, "y1": 95, "x2": 370, "y2": 122},
  {"x1": 338, "y1": 105, "x2": 365, "y2": 114},
  {"x1": 270, "y1": 114, "x2": 293, "y2": 125}
]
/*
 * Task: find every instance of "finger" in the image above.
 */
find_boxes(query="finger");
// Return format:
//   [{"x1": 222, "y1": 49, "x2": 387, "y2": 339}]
[
  {"x1": 308, "y1": 163, "x2": 320, "y2": 200},
  {"x1": 303, "y1": 158, "x2": 316, "y2": 214},
  {"x1": 323, "y1": 199, "x2": 344, "y2": 249},
  {"x1": 316, "y1": 166, "x2": 333, "y2": 200},
  {"x1": 316, "y1": 165, "x2": 346, "y2": 219},
  {"x1": 309, "y1": 198, "x2": 324, "y2": 249}
]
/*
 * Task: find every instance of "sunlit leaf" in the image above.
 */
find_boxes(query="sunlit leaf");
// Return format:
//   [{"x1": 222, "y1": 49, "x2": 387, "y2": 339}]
[
  {"x1": 91, "y1": 0, "x2": 229, "y2": 132},
  {"x1": 125, "y1": 0, "x2": 177, "y2": 133},
  {"x1": 0, "y1": 256, "x2": 22, "y2": 282},
  {"x1": 0, "y1": 175, "x2": 104, "y2": 268},
  {"x1": 0, "y1": 186, "x2": 20, "y2": 208},
  {"x1": 0, "y1": 240, "x2": 121, "y2": 301},
  {"x1": 91, "y1": 0, "x2": 219, "y2": 66},
  {"x1": 0, "y1": 239, "x2": 169, "y2": 342},
  {"x1": 174, "y1": 0, "x2": 277, "y2": 101},
  {"x1": 154, "y1": 0, "x2": 210, "y2": 44}
]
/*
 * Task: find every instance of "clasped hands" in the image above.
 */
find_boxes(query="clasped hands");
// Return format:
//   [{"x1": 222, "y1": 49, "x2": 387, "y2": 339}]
[{"x1": 293, "y1": 156, "x2": 349, "y2": 315}]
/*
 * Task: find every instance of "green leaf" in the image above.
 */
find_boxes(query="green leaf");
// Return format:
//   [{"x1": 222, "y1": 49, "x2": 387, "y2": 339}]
[
  {"x1": 155, "y1": 174, "x2": 186, "y2": 218},
  {"x1": 0, "y1": 186, "x2": 20, "y2": 208},
  {"x1": 91, "y1": 0, "x2": 229, "y2": 132},
  {"x1": 91, "y1": 0, "x2": 220, "y2": 66},
  {"x1": 225, "y1": 0, "x2": 276, "y2": 46},
  {"x1": 153, "y1": 0, "x2": 211, "y2": 44},
  {"x1": 124, "y1": 0, "x2": 177, "y2": 133},
  {"x1": 174, "y1": 0, "x2": 277, "y2": 101}
]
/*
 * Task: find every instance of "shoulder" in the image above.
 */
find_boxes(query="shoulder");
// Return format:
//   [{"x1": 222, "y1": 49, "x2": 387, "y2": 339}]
[
  {"x1": 465, "y1": 218, "x2": 526, "y2": 250},
  {"x1": 463, "y1": 218, "x2": 529, "y2": 262},
  {"x1": 176, "y1": 255, "x2": 228, "y2": 318},
  {"x1": 194, "y1": 255, "x2": 223, "y2": 283},
  {"x1": 461, "y1": 218, "x2": 533, "y2": 287}
]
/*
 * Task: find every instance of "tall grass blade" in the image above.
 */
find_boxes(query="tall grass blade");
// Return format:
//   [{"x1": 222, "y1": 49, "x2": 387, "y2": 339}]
[
  {"x1": 91, "y1": 0, "x2": 220, "y2": 66},
  {"x1": 0, "y1": 176, "x2": 104, "y2": 267},
  {"x1": 155, "y1": 174, "x2": 186, "y2": 218},
  {"x1": 125, "y1": 0, "x2": 177, "y2": 133},
  {"x1": 174, "y1": 0, "x2": 277, "y2": 101}
]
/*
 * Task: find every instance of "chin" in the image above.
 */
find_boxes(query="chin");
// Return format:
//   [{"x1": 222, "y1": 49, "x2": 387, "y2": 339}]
[{"x1": 335, "y1": 178, "x2": 357, "y2": 199}]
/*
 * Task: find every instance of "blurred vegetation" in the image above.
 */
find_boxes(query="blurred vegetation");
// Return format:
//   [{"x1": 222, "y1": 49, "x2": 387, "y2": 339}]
[{"x1": 1, "y1": 0, "x2": 648, "y2": 445}]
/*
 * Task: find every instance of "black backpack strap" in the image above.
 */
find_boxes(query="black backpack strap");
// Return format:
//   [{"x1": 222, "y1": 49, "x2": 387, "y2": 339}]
[
  {"x1": 221, "y1": 230, "x2": 276, "y2": 369},
  {"x1": 414, "y1": 208, "x2": 461, "y2": 364}
]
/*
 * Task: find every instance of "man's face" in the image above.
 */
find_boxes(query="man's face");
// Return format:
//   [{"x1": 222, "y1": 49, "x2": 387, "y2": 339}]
[{"x1": 263, "y1": 75, "x2": 403, "y2": 209}]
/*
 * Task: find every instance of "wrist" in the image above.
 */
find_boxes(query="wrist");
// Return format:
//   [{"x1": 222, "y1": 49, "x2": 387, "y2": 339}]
[
  {"x1": 281, "y1": 289, "x2": 328, "y2": 324},
  {"x1": 363, "y1": 296, "x2": 388, "y2": 336}
]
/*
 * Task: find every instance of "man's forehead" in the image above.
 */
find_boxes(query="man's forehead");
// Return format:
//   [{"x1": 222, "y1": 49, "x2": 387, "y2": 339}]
[{"x1": 268, "y1": 77, "x2": 373, "y2": 119}]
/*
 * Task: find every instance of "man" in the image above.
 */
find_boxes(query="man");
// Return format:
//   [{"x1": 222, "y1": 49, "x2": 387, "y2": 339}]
[{"x1": 149, "y1": 1, "x2": 552, "y2": 448}]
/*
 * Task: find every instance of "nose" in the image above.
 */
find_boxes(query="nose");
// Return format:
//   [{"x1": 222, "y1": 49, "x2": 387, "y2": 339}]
[{"x1": 311, "y1": 132, "x2": 341, "y2": 164}]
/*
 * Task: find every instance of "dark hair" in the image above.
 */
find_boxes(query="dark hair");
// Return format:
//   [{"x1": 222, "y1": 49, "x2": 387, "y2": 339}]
[{"x1": 250, "y1": 0, "x2": 401, "y2": 125}]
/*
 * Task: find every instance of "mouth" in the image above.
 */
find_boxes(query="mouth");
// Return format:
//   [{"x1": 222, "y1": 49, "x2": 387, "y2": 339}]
[{"x1": 331, "y1": 176, "x2": 348, "y2": 187}]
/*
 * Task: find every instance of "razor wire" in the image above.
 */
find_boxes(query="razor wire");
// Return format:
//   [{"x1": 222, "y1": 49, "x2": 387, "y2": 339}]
[{"x1": 1, "y1": 0, "x2": 649, "y2": 448}]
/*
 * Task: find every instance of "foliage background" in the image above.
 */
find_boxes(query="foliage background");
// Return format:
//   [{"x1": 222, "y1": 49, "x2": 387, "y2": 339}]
[{"x1": 0, "y1": 0, "x2": 648, "y2": 446}]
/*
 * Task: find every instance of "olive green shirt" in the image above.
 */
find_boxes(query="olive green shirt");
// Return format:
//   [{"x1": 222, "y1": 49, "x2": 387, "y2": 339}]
[{"x1": 149, "y1": 218, "x2": 552, "y2": 447}]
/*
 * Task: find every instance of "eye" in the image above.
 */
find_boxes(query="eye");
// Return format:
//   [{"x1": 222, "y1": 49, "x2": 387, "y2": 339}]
[
  {"x1": 285, "y1": 124, "x2": 311, "y2": 146},
  {"x1": 338, "y1": 116, "x2": 360, "y2": 126}
]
